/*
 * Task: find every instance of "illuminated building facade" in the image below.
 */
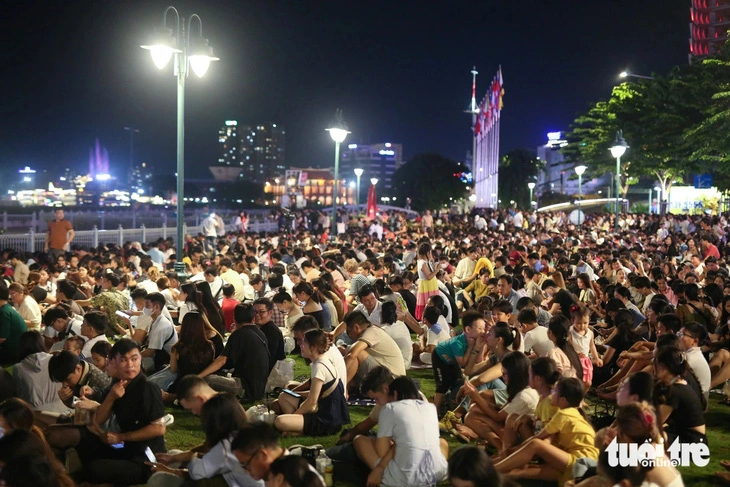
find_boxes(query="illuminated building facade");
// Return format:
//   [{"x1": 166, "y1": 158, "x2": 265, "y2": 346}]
[
  {"x1": 240, "y1": 122, "x2": 286, "y2": 184},
  {"x1": 690, "y1": 0, "x2": 730, "y2": 57},
  {"x1": 340, "y1": 143, "x2": 403, "y2": 201},
  {"x1": 264, "y1": 167, "x2": 356, "y2": 208},
  {"x1": 217, "y1": 120, "x2": 240, "y2": 166}
]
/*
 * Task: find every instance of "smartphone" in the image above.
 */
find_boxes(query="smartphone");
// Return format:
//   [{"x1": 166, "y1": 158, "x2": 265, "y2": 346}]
[
  {"x1": 485, "y1": 311, "x2": 492, "y2": 320},
  {"x1": 115, "y1": 310, "x2": 130, "y2": 318},
  {"x1": 282, "y1": 389, "x2": 301, "y2": 399},
  {"x1": 144, "y1": 446, "x2": 156, "y2": 463},
  {"x1": 110, "y1": 442, "x2": 125, "y2": 449}
]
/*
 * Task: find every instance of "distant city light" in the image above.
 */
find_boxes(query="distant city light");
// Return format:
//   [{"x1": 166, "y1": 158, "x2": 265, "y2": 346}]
[
  {"x1": 225, "y1": 120, "x2": 237, "y2": 126},
  {"x1": 96, "y1": 173, "x2": 111, "y2": 181},
  {"x1": 379, "y1": 150, "x2": 395, "y2": 156},
  {"x1": 348, "y1": 144, "x2": 358, "y2": 149},
  {"x1": 349, "y1": 181, "x2": 355, "y2": 188},
  {"x1": 385, "y1": 142, "x2": 392, "y2": 148},
  {"x1": 19, "y1": 166, "x2": 36, "y2": 174},
  {"x1": 547, "y1": 132, "x2": 562, "y2": 141},
  {"x1": 22, "y1": 177, "x2": 31, "y2": 182}
]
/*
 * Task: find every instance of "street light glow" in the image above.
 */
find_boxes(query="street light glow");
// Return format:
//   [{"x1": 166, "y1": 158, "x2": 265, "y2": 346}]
[
  {"x1": 619, "y1": 71, "x2": 629, "y2": 78},
  {"x1": 371, "y1": 178, "x2": 378, "y2": 186},
  {"x1": 574, "y1": 165, "x2": 587, "y2": 176},
  {"x1": 527, "y1": 182, "x2": 536, "y2": 189},
  {"x1": 354, "y1": 168, "x2": 364, "y2": 177},
  {"x1": 327, "y1": 127, "x2": 349, "y2": 143}
]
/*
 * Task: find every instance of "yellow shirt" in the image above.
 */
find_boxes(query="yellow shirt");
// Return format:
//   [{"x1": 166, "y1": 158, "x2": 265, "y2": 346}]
[
  {"x1": 534, "y1": 395, "x2": 558, "y2": 424},
  {"x1": 544, "y1": 407, "x2": 599, "y2": 484},
  {"x1": 472, "y1": 257, "x2": 494, "y2": 278}
]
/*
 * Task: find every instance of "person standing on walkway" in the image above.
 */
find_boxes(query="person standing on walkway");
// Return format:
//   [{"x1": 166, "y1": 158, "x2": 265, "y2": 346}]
[{"x1": 45, "y1": 208, "x2": 74, "y2": 263}]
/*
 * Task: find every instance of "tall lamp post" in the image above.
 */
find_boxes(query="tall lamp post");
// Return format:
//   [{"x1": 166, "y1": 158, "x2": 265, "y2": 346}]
[
  {"x1": 527, "y1": 182, "x2": 535, "y2": 210},
  {"x1": 574, "y1": 165, "x2": 587, "y2": 230},
  {"x1": 653, "y1": 186, "x2": 661, "y2": 215},
  {"x1": 609, "y1": 131, "x2": 629, "y2": 234},
  {"x1": 326, "y1": 109, "x2": 350, "y2": 239},
  {"x1": 354, "y1": 168, "x2": 364, "y2": 213},
  {"x1": 141, "y1": 5, "x2": 219, "y2": 280}
]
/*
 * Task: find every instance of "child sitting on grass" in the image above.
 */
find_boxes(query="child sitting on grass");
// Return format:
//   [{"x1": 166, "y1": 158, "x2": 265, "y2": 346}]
[{"x1": 493, "y1": 377, "x2": 599, "y2": 485}]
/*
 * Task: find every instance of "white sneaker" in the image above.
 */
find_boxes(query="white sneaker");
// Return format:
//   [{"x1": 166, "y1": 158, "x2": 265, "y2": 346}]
[{"x1": 163, "y1": 413, "x2": 175, "y2": 427}]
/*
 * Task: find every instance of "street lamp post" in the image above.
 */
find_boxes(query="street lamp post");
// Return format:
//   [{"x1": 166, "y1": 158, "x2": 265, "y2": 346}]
[
  {"x1": 574, "y1": 165, "x2": 587, "y2": 230},
  {"x1": 141, "y1": 5, "x2": 219, "y2": 280},
  {"x1": 654, "y1": 186, "x2": 661, "y2": 215},
  {"x1": 326, "y1": 109, "x2": 350, "y2": 239},
  {"x1": 527, "y1": 182, "x2": 535, "y2": 210},
  {"x1": 354, "y1": 168, "x2": 363, "y2": 213},
  {"x1": 609, "y1": 131, "x2": 629, "y2": 234}
]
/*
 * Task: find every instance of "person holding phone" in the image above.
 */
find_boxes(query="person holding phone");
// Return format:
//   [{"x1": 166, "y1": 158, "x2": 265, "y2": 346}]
[{"x1": 74, "y1": 338, "x2": 167, "y2": 486}]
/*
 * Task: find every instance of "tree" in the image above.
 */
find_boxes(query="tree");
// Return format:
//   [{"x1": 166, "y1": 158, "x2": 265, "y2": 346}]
[
  {"x1": 498, "y1": 149, "x2": 544, "y2": 209},
  {"x1": 564, "y1": 64, "x2": 720, "y2": 200},
  {"x1": 392, "y1": 152, "x2": 468, "y2": 212}
]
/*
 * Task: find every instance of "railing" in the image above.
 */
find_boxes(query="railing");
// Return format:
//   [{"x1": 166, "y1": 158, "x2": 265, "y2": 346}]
[
  {"x1": 0, "y1": 208, "x2": 275, "y2": 233},
  {"x1": 0, "y1": 220, "x2": 280, "y2": 253}
]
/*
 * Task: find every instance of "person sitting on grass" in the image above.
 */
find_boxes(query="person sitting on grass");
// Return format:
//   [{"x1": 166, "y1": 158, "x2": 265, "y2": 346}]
[
  {"x1": 268, "y1": 455, "x2": 325, "y2": 487},
  {"x1": 145, "y1": 390, "x2": 261, "y2": 487},
  {"x1": 448, "y1": 445, "x2": 513, "y2": 487},
  {"x1": 232, "y1": 422, "x2": 322, "y2": 483},
  {"x1": 546, "y1": 315, "x2": 583, "y2": 380},
  {"x1": 460, "y1": 351, "x2": 539, "y2": 452},
  {"x1": 413, "y1": 305, "x2": 451, "y2": 365},
  {"x1": 431, "y1": 311, "x2": 486, "y2": 412},
  {"x1": 342, "y1": 310, "x2": 406, "y2": 389},
  {"x1": 271, "y1": 316, "x2": 347, "y2": 413},
  {"x1": 90, "y1": 340, "x2": 112, "y2": 373},
  {"x1": 274, "y1": 329, "x2": 349, "y2": 436},
  {"x1": 48, "y1": 350, "x2": 111, "y2": 407},
  {"x1": 353, "y1": 376, "x2": 449, "y2": 487},
  {"x1": 497, "y1": 357, "x2": 560, "y2": 458},
  {"x1": 493, "y1": 377, "x2": 599, "y2": 485},
  {"x1": 13, "y1": 331, "x2": 69, "y2": 414}
]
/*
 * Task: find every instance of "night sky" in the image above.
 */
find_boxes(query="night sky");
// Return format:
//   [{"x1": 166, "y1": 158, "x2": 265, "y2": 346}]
[{"x1": 0, "y1": 0, "x2": 690, "y2": 182}]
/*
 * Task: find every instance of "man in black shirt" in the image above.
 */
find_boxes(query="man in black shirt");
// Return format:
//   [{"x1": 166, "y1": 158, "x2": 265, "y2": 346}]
[
  {"x1": 198, "y1": 303, "x2": 270, "y2": 401},
  {"x1": 389, "y1": 276, "x2": 417, "y2": 317},
  {"x1": 75, "y1": 339, "x2": 166, "y2": 485},
  {"x1": 253, "y1": 298, "x2": 286, "y2": 372},
  {"x1": 541, "y1": 279, "x2": 578, "y2": 320}
]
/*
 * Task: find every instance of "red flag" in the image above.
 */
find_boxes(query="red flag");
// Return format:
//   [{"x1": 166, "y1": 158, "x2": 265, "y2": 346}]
[{"x1": 367, "y1": 183, "x2": 378, "y2": 220}]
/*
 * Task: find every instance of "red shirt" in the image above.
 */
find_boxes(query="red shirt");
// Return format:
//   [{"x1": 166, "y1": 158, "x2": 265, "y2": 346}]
[
  {"x1": 221, "y1": 297, "x2": 240, "y2": 332},
  {"x1": 704, "y1": 243, "x2": 721, "y2": 259}
]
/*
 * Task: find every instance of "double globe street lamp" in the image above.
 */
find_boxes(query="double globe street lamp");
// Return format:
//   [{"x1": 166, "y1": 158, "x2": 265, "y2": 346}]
[{"x1": 141, "y1": 6, "x2": 219, "y2": 279}]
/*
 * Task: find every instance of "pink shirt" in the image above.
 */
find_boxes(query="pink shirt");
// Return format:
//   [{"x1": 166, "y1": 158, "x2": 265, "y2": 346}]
[{"x1": 547, "y1": 347, "x2": 577, "y2": 379}]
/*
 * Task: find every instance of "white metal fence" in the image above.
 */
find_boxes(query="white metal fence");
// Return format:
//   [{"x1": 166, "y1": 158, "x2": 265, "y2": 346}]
[
  {"x1": 0, "y1": 208, "x2": 275, "y2": 233},
  {"x1": 0, "y1": 220, "x2": 279, "y2": 253}
]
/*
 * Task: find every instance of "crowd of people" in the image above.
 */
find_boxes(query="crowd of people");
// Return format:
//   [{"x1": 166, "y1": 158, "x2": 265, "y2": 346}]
[{"x1": 0, "y1": 205, "x2": 728, "y2": 486}]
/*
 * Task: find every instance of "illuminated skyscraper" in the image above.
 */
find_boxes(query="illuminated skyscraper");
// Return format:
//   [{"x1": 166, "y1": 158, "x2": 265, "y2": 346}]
[
  {"x1": 240, "y1": 122, "x2": 286, "y2": 184},
  {"x1": 689, "y1": 0, "x2": 730, "y2": 57},
  {"x1": 218, "y1": 120, "x2": 239, "y2": 166}
]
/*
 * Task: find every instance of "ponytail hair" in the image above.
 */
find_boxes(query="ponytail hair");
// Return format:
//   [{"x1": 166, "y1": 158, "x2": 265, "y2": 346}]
[
  {"x1": 271, "y1": 288, "x2": 293, "y2": 304},
  {"x1": 548, "y1": 315, "x2": 583, "y2": 379},
  {"x1": 655, "y1": 345, "x2": 707, "y2": 411},
  {"x1": 492, "y1": 322, "x2": 522, "y2": 352}
]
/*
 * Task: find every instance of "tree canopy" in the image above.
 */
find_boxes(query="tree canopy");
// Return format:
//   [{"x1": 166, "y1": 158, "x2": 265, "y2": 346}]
[
  {"x1": 392, "y1": 152, "x2": 468, "y2": 211},
  {"x1": 563, "y1": 42, "x2": 730, "y2": 195},
  {"x1": 498, "y1": 149, "x2": 544, "y2": 209}
]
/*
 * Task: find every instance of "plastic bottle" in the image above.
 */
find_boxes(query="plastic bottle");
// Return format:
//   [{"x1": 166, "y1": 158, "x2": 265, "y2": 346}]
[
  {"x1": 324, "y1": 456, "x2": 333, "y2": 487},
  {"x1": 316, "y1": 450, "x2": 328, "y2": 475}
]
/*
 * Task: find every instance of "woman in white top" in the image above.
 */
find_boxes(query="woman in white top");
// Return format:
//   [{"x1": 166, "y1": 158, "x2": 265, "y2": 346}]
[
  {"x1": 147, "y1": 392, "x2": 261, "y2": 487},
  {"x1": 177, "y1": 282, "x2": 201, "y2": 325},
  {"x1": 274, "y1": 329, "x2": 349, "y2": 436},
  {"x1": 354, "y1": 376, "x2": 448, "y2": 487},
  {"x1": 462, "y1": 351, "x2": 539, "y2": 452}
]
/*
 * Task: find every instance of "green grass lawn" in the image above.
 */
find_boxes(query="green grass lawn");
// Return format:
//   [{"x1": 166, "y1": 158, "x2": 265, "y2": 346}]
[{"x1": 164, "y1": 355, "x2": 728, "y2": 486}]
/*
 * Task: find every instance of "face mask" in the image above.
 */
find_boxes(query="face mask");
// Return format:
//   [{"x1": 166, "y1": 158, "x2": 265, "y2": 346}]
[{"x1": 142, "y1": 307, "x2": 153, "y2": 316}]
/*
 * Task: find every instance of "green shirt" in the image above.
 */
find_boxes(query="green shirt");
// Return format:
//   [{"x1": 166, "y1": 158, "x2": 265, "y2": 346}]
[{"x1": 0, "y1": 303, "x2": 28, "y2": 363}]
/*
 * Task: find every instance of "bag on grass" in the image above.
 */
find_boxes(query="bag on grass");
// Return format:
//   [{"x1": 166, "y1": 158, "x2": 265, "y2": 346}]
[{"x1": 266, "y1": 358, "x2": 295, "y2": 393}]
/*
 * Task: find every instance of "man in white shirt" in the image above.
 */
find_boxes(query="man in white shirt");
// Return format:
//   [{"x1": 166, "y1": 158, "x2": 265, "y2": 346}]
[
  {"x1": 219, "y1": 257, "x2": 245, "y2": 301},
  {"x1": 452, "y1": 248, "x2": 478, "y2": 287},
  {"x1": 43, "y1": 306, "x2": 84, "y2": 351},
  {"x1": 141, "y1": 292, "x2": 178, "y2": 373},
  {"x1": 79, "y1": 310, "x2": 110, "y2": 359},
  {"x1": 204, "y1": 267, "x2": 224, "y2": 303}
]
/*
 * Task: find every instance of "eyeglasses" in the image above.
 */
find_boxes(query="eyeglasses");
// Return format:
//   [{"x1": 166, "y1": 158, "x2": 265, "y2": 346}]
[
  {"x1": 253, "y1": 309, "x2": 271, "y2": 315},
  {"x1": 240, "y1": 448, "x2": 261, "y2": 471}
]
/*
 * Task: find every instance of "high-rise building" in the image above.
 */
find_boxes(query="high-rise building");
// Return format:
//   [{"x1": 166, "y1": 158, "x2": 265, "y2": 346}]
[
  {"x1": 340, "y1": 142, "x2": 403, "y2": 200},
  {"x1": 240, "y1": 122, "x2": 286, "y2": 184},
  {"x1": 210, "y1": 120, "x2": 286, "y2": 182},
  {"x1": 689, "y1": 0, "x2": 730, "y2": 57},
  {"x1": 217, "y1": 120, "x2": 239, "y2": 166}
]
